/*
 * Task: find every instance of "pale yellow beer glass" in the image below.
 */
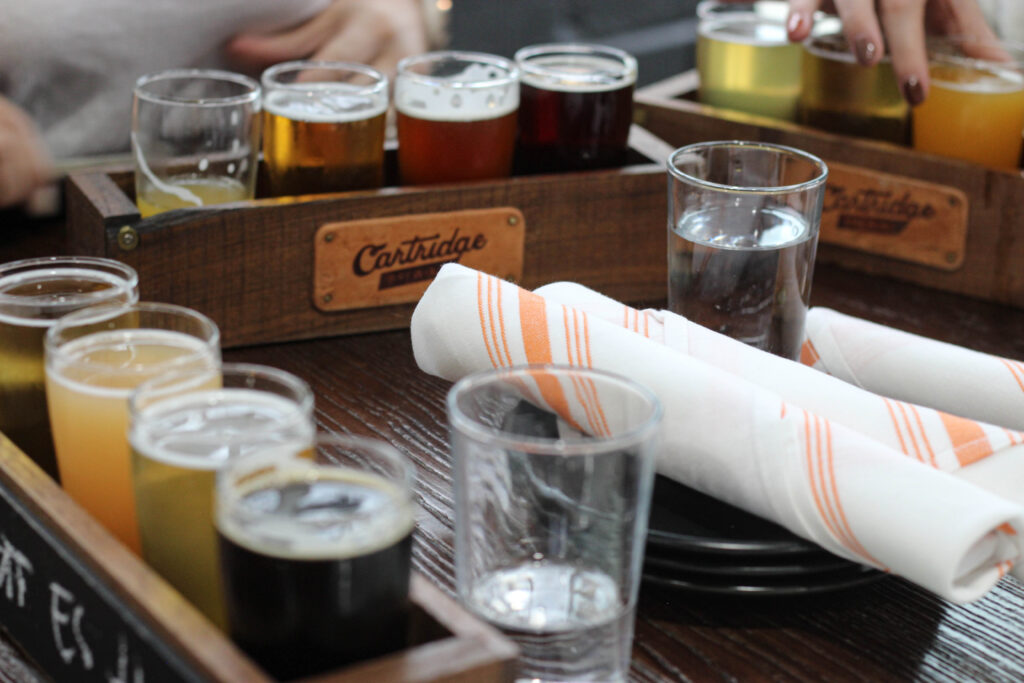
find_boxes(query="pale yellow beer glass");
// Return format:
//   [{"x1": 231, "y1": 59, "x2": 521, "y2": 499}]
[
  {"x1": 45, "y1": 302, "x2": 221, "y2": 552},
  {"x1": 129, "y1": 363, "x2": 314, "y2": 628},
  {"x1": 0, "y1": 257, "x2": 138, "y2": 479}
]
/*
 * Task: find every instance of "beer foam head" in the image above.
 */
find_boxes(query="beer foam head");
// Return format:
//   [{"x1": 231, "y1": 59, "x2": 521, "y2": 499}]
[
  {"x1": 396, "y1": 55, "x2": 519, "y2": 121},
  {"x1": 264, "y1": 84, "x2": 388, "y2": 123},
  {"x1": 517, "y1": 45, "x2": 637, "y2": 93}
]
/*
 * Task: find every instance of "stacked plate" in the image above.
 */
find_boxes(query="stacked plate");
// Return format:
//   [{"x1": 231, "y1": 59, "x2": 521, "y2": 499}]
[{"x1": 643, "y1": 476, "x2": 883, "y2": 596}]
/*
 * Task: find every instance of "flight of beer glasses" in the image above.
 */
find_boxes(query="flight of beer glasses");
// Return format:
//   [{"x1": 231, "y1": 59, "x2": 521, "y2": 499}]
[
  {"x1": 667, "y1": 141, "x2": 828, "y2": 361},
  {"x1": 215, "y1": 435, "x2": 416, "y2": 680},
  {"x1": 696, "y1": 1, "x2": 803, "y2": 121},
  {"x1": 44, "y1": 302, "x2": 221, "y2": 552},
  {"x1": 129, "y1": 363, "x2": 315, "y2": 628},
  {"x1": 0, "y1": 257, "x2": 138, "y2": 480},
  {"x1": 514, "y1": 43, "x2": 637, "y2": 173},
  {"x1": 131, "y1": 69, "x2": 261, "y2": 217},
  {"x1": 447, "y1": 365, "x2": 662, "y2": 683},
  {"x1": 395, "y1": 51, "x2": 520, "y2": 185},
  {"x1": 913, "y1": 37, "x2": 1024, "y2": 169},
  {"x1": 799, "y1": 29, "x2": 909, "y2": 145},
  {"x1": 260, "y1": 60, "x2": 389, "y2": 197}
]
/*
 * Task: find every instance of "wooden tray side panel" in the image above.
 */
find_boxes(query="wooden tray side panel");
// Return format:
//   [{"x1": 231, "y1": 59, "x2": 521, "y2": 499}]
[
  {"x1": 635, "y1": 95, "x2": 1024, "y2": 307},
  {"x1": 76, "y1": 170, "x2": 665, "y2": 348}
]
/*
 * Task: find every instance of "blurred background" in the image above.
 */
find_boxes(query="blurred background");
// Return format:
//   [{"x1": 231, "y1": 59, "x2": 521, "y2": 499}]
[{"x1": 446, "y1": 0, "x2": 703, "y2": 87}]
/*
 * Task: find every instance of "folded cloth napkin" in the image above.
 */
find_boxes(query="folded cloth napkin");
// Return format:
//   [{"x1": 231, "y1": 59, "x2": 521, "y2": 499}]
[
  {"x1": 803, "y1": 307, "x2": 1024, "y2": 431},
  {"x1": 412, "y1": 264, "x2": 1024, "y2": 603}
]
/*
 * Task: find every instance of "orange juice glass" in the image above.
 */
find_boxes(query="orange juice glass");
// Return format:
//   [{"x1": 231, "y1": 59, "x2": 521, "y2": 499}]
[
  {"x1": 914, "y1": 38, "x2": 1024, "y2": 169},
  {"x1": 44, "y1": 302, "x2": 220, "y2": 552}
]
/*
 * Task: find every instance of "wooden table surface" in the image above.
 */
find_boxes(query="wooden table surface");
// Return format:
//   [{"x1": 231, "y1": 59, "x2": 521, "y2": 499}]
[{"x1": 3, "y1": 212, "x2": 1024, "y2": 681}]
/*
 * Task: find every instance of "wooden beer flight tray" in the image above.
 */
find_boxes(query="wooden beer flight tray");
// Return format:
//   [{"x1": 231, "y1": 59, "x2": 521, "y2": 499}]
[
  {"x1": 0, "y1": 430, "x2": 518, "y2": 682},
  {"x1": 65, "y1": 141, "x2": 668, "y2": 349},
  {"x1": 634, "y1": 70, "x2": 1024, "y2": 308}
]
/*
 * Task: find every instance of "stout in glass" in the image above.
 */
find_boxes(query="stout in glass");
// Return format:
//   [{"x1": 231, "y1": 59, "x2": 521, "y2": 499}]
[
  {"x1": 0, "y1": 257, "x2": 138, "y2": 479},
  {"x1": 515, "y1": 44, "x2": 637, "y2": 173},
  {"x1": 395, "y1": 51, "x2": 519, "y2": 185},
  {"x1": 261, "y1": 61, "x2": 388, "y2": 196},
  {"x1": 216, "y1": 436, "x2": 416, "y2": 679}
]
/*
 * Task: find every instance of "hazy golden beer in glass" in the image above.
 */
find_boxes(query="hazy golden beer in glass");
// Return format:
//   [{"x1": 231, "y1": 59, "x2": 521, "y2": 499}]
[
  {"x1": 261, "y1": 61, "x2": 388, "y2": 196},
  {"x1": 800, "y1": 32, "x2": 909, "y2": 144},
  {"x1": 45, "y1": 303, "x2": 220, "y2": 552},
  {"x1": 914, "y1": 38, "x2": 1024, "y2": 169},
  {"x1": 696, "y1": 2, "x2": 802, "y2": 120},
  {"x1": 0, "y1": 258, "x2": 138, "y2": 480},
  {"x1": 129, "y1": 364, "x2": 314, "y2": 627},
  {"x1": 132, "y1": 69, "x2": 261, "y2": 217}
]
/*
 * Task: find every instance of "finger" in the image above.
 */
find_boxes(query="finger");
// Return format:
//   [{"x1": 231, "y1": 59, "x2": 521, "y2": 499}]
[
  {"x1": 877, "y1": 0, "x2": 929, "y2": 104},
  {"x1": 786, "y1": 0, "x2": 823, "y2": 42},
  {"x1": 832, "y1": 0, "x2": 887, "y2": 67},
  {"x1": 309, "y1": 16, "x2": 386, "y2": 67},
  {"x1": 225, "y1": 11, "x2": 343, "y2": 71}
]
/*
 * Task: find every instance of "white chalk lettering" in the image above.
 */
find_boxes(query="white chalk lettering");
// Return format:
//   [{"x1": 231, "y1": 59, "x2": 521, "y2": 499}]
[
  {"x1": 106, "y1": 634, "x2": 144, "y2": 683},
  {"x1": 50, "y1": 583, "x2": 93, "y2": 669},
  {"x1": 0, "y1": 535, "x2": 32, "y2": 607}
]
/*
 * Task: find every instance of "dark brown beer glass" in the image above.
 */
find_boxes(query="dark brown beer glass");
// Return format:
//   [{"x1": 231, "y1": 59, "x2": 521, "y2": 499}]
[
  {"x1": 216, "y1": 435, "x2": 416, "y2": 680},
  {"x1": 396, "y1": 51, "x2": 519, "y2": 185},
  {"x1": 514, "y1": 43, "x2": 637, "y2": 173}
]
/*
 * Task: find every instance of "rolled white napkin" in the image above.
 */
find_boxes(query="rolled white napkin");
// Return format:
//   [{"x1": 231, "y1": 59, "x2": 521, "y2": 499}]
[
  {"x1": 804, "y1": 307, "x2": 1024, "y2": 431},
  {"x1": 412, "y1": 264, "x2": 1024, "y2": 603}
]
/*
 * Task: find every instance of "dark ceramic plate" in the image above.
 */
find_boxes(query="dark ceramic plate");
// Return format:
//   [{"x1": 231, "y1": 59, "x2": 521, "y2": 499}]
[
  {"x1": 641, "y1": 563, "x2": 884, "y2": 597},
  {"x1": 642, "y1": 549, "x2": 856, "y2": 577},
  {"x1": 646, "y1": 475, "x2": 826, "y2": 556}
]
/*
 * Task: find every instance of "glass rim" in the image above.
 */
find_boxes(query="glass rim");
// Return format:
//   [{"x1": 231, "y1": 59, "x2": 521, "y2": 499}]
[
  {"x1": 513, "y1": 43, "x2": 638, "y2": 84},
  {"x1": 129, "y1": 361, "x2": 315, "y2": 422},
  {"x1": 45, "y1": 300, "x2": 221, "y2": 368},
  {"x1": 260, "y1": 59, "x2": 388, "y2": 94},
  {"x1": 0, "y1": 256, "x2": 139, "y2": 310},
  {"x1": 803, "y1": 29, "x2": 895, "y2": 65},
  {"x1": 667, "y1": 140, "x2": 828, "y2": 195},
  {"x1": 134, "y1": 68, "x2": 261, "y2": 107},
  {"x1": 396, "y1": 50, "x2": 520, "y2": 89},
  {"x1": 924, "y1": 34, "x2": 1024, "y2": 69},
  {"x1": 446, "y1": 363, "x2": 663, "y2": 456}
]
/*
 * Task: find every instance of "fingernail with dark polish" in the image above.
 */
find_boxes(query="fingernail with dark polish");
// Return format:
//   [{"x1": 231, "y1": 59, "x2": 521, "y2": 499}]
[
  {"x1": 786, "y1": 11, "x2": 806, "y2": 36},
  {"x1": 854, "y1": 37, "x2": 877, "y2": 65},
  {"x1": 902, "y1": 76, "x2": 924, "y2": 106}
]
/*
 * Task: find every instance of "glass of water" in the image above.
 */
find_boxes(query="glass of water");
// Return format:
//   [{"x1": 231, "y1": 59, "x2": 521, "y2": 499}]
[
  {"x1": 447, "y1": 365, "x2": 662, "y2": 683},
  {"x1": 667, "y1": 140, "x2": 828, "y2": 360}
]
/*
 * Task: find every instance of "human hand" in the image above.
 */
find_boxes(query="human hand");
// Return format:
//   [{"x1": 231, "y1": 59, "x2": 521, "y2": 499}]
[
  {"x1": 784, "y1": 0, "x2": 998, "y2": 104},
  {"x1": 225, "y1": 0, "x2": 428, "y2": 79},
  {"x1": 0, "y1": 96, "x2": 51, "y2": 209}
]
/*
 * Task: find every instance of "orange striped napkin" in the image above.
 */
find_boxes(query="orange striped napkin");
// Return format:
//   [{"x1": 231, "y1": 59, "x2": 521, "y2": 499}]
[
  {"x1": 412, "y1": 264, "x2": 1024, "y2": 603},
  {"x1": 804, "y1": 307, "x2": 1024, "y2": 431}
]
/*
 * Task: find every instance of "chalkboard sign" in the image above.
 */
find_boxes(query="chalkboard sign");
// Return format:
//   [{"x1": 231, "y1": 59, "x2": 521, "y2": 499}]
[{"x1": 0, "y1": 444, "x2": 206, "y2": 682}]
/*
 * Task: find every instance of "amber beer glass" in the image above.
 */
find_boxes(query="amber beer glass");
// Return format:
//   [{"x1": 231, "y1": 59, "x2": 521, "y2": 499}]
[
  {"x1": 45, "y1": 302, "x2": 220, "y2": 552},
  {"x1": 132, "y1": 69, "x2": 261, "y2": 217},
  {"x1": 914, "y1": 37, "x2": 1024, "y2": 169},
  {"x1": 261, "y1": 61, "x2": 388, "y2": 196},
  {"x1": 515, "y1": 43, "x2": 637, "y2": 173},
  {"x1": 0, "y1": 257, "x2": 138, "y2": 479},
  {"x1": 216, "y1": 435, "x2": 416, "y2": 679},
  {"x1": 129, "y1": 364, "x2": 314, "y2": 628},
  {"x1": 799, "y1": 31, "x2": 909, "y2": 144},
  {"x1": 396, "y1": 51, "x2": 519, "y2": 185}
]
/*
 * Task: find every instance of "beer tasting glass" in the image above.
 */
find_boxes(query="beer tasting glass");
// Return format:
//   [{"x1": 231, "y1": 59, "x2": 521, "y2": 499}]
[
  {"x1": 132, "y1": 69, "x2": 261, "y2": 217},
  {"x1": 129, "y1": 363, "x2": 315, "y2": 628},
  {"x1": 395, "y1": 51, "x2": 520, "y2": 185},
  {"x1": 448, "y1": 365, "x2": 662, "y2": 683},
  {"x1": 668, "y1": 141, "x2": 828, "y2": 361},
  {"x1": 216, "y1": 434, "x2": 416, "y2": 679},
  {"x1": 696, "y1": 1, "x2": 803, "y2": 121},
  {"x1": 515, "y1": 43, "x2": 637, "y2": 173},
  {"x1": 799, "y1": 30, "x2": 909, "y2": 144},
  {"x1": 913, "y1": 37, "x2": 1024, "y2": 169},
  {"x1": 45, "y1": 302, "x2": 221, "y2": 552},
  {"x1": 0, "y1": 257, "x2": 138, "y2": 480},
  {"x1": 261, "y1": 60, "x2": 388, "y2": 196}
]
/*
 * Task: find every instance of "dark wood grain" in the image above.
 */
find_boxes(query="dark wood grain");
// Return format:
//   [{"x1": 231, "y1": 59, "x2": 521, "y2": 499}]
[{"x1": 216, "y1": 261, "x2": 1024, "y2": 683}]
